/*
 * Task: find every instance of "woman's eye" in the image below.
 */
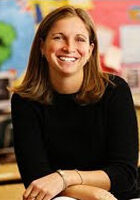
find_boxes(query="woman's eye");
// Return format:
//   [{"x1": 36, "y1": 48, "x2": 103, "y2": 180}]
[
  {"x1": 77, "y1": 38, "x2": 86, "y2": 42},
  {"x1": 53, "y1": 36, "x2": 62, "y2": 40}
]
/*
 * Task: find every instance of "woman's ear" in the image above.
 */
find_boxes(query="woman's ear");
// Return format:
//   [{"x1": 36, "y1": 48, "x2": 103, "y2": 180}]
[{"x1": 89, "y1": 43, "x2": 94, "y2": 58}]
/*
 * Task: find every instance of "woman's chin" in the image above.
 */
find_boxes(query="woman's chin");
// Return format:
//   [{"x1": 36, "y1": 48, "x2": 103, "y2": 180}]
[
  {"x1": 59, "y1": 69, "x2": 77, "y2": 77},
  {"x1": 57, "y1": 65, "x2": 79, "y2": 76}
]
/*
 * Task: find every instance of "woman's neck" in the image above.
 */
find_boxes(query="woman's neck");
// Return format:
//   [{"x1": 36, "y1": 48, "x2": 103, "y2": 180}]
[{"x1": 50, "y1": 71, "x2": 84, "y2": 94}]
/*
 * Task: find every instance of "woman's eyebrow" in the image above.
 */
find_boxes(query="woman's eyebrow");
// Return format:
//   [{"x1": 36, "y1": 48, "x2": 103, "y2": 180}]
[
  {"x1": 51, "y1": 33, "x2": 88, "y2": 39},
  {"x1": 76, "y1": 34, "x2": 88, "y2": 39},
  {"x1": 51, "y1": 33, "x2": 64, "y2": 36}
]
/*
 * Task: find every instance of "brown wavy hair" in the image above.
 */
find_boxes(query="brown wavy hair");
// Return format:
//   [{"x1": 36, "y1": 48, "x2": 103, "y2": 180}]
[{"x1": 10, "y1": 5, "x2": 112, "y2": 104}]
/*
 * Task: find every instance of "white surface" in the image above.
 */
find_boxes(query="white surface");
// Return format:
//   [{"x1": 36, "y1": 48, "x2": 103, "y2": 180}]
[
  {"x1": 0, "y1": 100, "x2": 10, "y2": 110},
  {"x1": 53, "y1": 197, "x2": 77, "y2": 200},
  {"x1": 129, "y1": 199, "x2": 140, "y2": 200},
  {"x1": 104, "y1": 45, "x2": 122, "y2": 71},
  {"x1": 120, "y1": 25, "x2": 140, "y2": 64}
]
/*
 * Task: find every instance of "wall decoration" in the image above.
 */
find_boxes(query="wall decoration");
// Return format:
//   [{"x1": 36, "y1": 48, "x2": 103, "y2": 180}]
[
  {"x1": 0, "y1": 0, "x2": 92, "y2": 77},
  {"x1": 0, "y1": 0, "x2": 34, "y2": 76}
]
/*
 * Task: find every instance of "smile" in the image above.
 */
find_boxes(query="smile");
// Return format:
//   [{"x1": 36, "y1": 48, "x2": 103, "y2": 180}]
[{"x1": 58, "y1": 56, "x2": 78, "y2": 62}]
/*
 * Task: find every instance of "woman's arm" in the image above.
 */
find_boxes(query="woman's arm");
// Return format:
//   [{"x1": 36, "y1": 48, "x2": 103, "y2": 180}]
[
  {"x1": 102, "y1": 76, "x2": 138, "y2": 196},
  {"x1": 61, "y1": 170, "x2": 111, "y2": 191},
  {"x1": 60, "y1": 185, "x2": 117, "y2": 200},
  {"x1": 56, "y1": 76, "x2": 139, "y2": 199},
  {"x1": 11, "y1": 93, "x2": 53, "y2": 188},
  {"x1": 22, "y1": 169, "x2": 111, "y2": 200}
]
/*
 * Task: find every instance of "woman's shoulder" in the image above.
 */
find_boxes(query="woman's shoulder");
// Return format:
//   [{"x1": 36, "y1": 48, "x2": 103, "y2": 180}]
[
  {"x1": 107, "y1": 74, "x2": 130, "y2": 91},
  {"x1": 11, "y1": 93, "x2": 45, "y2": 124},
  {"x1": 102, "y1": 74, "x2": 132, "y2": 103},
  {"x1": 11, "y1": 92, "x2": 24, "y2": 101},
  {"x1": 11, "y1": 93, "x2": 43, "y2": 112},
  {"x1": 11, "y1": 93, "x2": 31, "y2": 105}
]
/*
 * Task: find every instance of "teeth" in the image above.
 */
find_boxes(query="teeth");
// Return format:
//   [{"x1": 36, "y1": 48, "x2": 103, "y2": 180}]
[{"x1": 59, "y1": 57, "x2": 77, "y2": 62}]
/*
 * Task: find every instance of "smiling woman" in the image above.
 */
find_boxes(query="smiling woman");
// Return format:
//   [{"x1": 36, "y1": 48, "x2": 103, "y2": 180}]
[
  {"x1": 10, "y1": 5, "x2": 138, "y2": 200},
  {"x1": 10, "y1": 5, "x2": 108, "y2": 105},
  {"x1": 40, "y1": 16, "x2": 94, "y2": 94}
]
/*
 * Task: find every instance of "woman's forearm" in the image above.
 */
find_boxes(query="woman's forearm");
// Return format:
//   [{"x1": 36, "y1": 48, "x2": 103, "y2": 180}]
[
  {"x1": 60, "y1": 185, "x2": 116, "y2": 200},
  {"x1": 80, "y1": 170, "x2": 111, "y2": 190},
  {"x1": 60, "y1": 185, "x2": 94, "y2": 200},
  {"x1": 63, "y1": 170, "x2": 111, "y2": 191}
]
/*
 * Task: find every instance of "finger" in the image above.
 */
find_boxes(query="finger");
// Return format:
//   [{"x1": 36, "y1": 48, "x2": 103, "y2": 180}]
[
  {"x1": 100, "y1": 192, "x2": 110, "y2": 200},
  {"x1": 36, "y1": 191, "x2": 46, "y2": 200},
  {"x1": 42, "y1": 194, "x2": 51, "y2": 200},
  {"x1": 109, "y1": 194, "x2": 117, "y2": 200},
  {"x1": 103, "y1": 193, "x2": 117, "y2": 200},
  {"x1": 27, "y1": 197, "x2": 36, "y2": 200},
  {"x1": 106, "y1": 192, "x2": 117, "y2": 199},
  {"x1": 26, "y1": 188, "x2": 40, "y2": 200},
  {"x1": 23, "y1": 185, "x2": 33, "y2": 199}
]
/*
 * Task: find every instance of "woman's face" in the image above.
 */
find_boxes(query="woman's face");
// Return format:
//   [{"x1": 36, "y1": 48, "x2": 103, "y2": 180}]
[{"x1": 41, "y1": 16, "x2": 94, "y2": 78}]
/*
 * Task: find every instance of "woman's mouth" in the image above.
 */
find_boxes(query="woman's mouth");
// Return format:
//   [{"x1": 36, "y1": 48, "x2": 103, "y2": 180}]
[{"x1": 57, "y1": 56, "x2": 78, "y2": 62}]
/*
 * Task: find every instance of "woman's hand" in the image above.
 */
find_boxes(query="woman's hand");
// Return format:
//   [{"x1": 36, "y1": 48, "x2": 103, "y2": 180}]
[
  {"x1": 23, "y1": 172, "x2": 64, "y2": 200},
  {"x1": 61, "y1": 185, "x2": 117, "y2": 200},
  {"x1": 89, "y1": 186, "x2": 117, "y2": 200}
]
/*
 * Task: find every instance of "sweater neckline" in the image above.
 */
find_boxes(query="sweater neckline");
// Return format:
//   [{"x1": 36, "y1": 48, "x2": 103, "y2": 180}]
[{"x1": 53, "y1": 90, "x2": 78, "y2": 105}]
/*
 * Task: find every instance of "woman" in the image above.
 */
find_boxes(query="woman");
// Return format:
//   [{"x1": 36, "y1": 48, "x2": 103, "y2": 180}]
[{"x1": 11, "y1": 6, "x2": 139, "y2": 200}]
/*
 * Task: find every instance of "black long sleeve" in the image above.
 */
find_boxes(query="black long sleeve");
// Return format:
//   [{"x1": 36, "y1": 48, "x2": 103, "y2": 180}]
[
  {"x1": 11, "y1": 94, "x2": 53, "y2": 188},
  {"x1": 11, "y1": 75, "x2": 139, "y2": 199},
  {"x1": 102, "y1": 76, "x2": 139, "y2": 199}
]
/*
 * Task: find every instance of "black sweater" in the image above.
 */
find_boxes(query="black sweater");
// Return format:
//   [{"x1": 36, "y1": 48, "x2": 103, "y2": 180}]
[{"x1": 11, "y1": 75, "x2": 139, "y2": 200}]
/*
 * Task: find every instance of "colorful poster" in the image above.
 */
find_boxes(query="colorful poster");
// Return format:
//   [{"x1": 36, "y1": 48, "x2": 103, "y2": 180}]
[
  {"x1": 89, "y1": 0, "x2": 140, "y2": 74},
  {"x1": 0, "y1": 0, "x2": 35, "y2": 76},
  {"x1": 0, "y1": 0, "x2": 92, "y2": 77}
]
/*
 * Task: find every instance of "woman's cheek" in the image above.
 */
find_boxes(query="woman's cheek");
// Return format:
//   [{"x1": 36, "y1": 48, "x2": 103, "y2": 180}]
[
  {"x1": 79, "y1": 49, "x2": 89, "y2": 57},
  {"x1": 78, "y1": 44, "x2": 90, "y2": 56}
]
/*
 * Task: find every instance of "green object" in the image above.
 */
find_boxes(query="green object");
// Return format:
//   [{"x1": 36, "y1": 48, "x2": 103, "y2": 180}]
[{"x1": 0, "y1": 22, "x2": 16, "y2": 67}]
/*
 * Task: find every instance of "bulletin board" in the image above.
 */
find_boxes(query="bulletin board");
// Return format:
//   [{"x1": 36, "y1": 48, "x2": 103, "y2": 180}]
[{"x1": 89, "y1": 0, "x2": 140, "y2": 92}]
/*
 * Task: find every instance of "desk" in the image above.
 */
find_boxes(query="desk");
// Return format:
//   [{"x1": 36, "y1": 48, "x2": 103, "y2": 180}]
[
  {"x1": 133, "y1": 94, "x2": 140, "y2": 148},
  {"x1": 133, "y1": 94, "x2": 140, "y2": 167},
  {"x1": 0, "y1": 163, "x2": 23, "y2": 199},
  {"x1": 0, "y1": 183, "x2": 24, "y2": 200},
  {"x1": 0, "y1": 163, "x2": 21, "y2": 182},
  {"x1": 133, "y1": 93, "x2": 140, "y2": 108}
]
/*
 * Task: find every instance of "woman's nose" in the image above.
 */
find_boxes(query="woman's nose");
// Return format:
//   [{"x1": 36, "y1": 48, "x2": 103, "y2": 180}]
[{"x1": 62, "y1": 40, "x2": 76, "y2": 53}]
